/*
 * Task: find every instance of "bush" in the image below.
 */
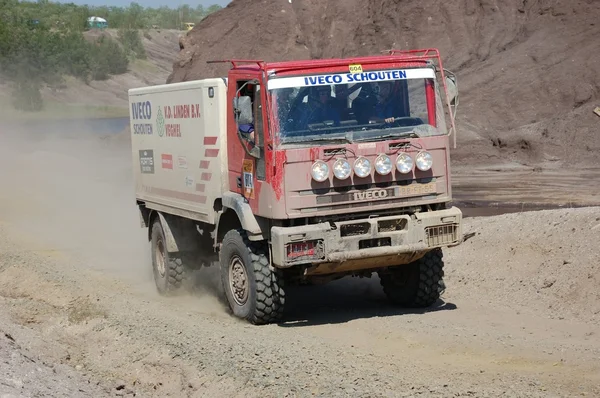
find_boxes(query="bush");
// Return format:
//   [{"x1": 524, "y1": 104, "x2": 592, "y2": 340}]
[
  {"x1": 11, "y1": 80, "x2": 43, "y2": 112},
  {"x1": 89, "y1": 35, "x2": 129, "y2": 80},
  {"x1": 118, "y1": 28, "x2": 146, "y2": 59},
  {"x1": 59, "y1": 31, "x2": 94, "y2": 81}
]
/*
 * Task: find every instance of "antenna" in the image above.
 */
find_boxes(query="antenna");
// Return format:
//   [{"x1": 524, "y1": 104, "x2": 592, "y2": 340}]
[{"x1": 207, "y1": 59, "x2": 266, "y2": 69}]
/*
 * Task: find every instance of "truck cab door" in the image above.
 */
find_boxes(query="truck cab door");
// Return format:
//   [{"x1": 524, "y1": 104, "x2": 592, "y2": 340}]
[{"x1": 229, "y1": 76, "x2": 269, "y2": 214}]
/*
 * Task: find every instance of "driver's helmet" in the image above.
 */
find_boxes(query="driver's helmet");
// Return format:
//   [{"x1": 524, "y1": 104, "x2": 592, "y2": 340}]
[{"x1": 309, "y1": 85, "x2": 331, "y2": 102}]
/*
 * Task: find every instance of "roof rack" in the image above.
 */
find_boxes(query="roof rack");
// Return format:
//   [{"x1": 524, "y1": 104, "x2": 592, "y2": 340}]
[
  {"x1": 384, "y1": 48, "x2": 441, "y2": 58},
  {"x1": 208, "y1": 51, "x2": 457, "y2": 148}
]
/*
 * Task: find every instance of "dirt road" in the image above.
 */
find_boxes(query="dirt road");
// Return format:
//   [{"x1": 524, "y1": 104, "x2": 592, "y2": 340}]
[{"x1": 1, "y1": 129, "x2": 599, "y2": 397}]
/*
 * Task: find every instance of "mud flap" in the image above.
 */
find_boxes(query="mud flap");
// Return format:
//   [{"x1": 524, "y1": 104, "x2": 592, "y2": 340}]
[{"x1": 152, "y1": 212, "x2": 199, "y2": 253}]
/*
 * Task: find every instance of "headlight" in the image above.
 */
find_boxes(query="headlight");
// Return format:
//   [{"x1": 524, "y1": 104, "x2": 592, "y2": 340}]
[
  {"x1": 353, "y1": 157, "x2": 371, "y2": 178},
  {"x1": 374, "y1": 154, "x2": 392, "y2": 175},
  {"x1": 332, "y1": 158, "x2": 351, "y2": 180},
  {"x1": 396, "y1": 153, "x2": 413, "y2": 174},
  {"x1": 311, "y1": 160, "x2": 329, "y2": 182},
  {"x1": 415, "y1": 151, "x2": 433, "y2": 171}
]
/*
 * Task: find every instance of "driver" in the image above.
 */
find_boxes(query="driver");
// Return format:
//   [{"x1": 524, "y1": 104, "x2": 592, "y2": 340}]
[
  {"x1": 238, "y1": 83, "x2": 256, "y2": 144},
  {"x1": 294, "y1": 85, "x2": 341, "y2": 129},
  {"x1": 372, "y1": 81, "x2": 401, "y2": 123},
  {"x1": 238, "y1": 123, "x2": 255, "y2": 144}
]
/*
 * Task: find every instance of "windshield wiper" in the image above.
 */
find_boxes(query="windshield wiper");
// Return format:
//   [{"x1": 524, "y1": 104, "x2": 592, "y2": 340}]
[
  {"x1": 352, "y1": 131, "x2": 419, "y2": 142},
  {"x1": 285, "y1": 135, "x2": 353, "y2": 144}
]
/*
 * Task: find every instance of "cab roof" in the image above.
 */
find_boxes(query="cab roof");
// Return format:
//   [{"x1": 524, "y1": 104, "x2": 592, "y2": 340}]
[{"x1": 208, "y1": 48, "x2": 443, "y2": 77}]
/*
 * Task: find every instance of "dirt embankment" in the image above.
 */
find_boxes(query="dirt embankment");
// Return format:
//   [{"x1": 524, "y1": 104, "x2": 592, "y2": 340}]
[{"x1": 170, "y1": 0, "x2": 600, "y2": 206}]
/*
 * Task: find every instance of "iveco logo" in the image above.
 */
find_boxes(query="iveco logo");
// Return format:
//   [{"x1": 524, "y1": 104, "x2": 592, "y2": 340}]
[{"x1": 353, "y1": 189, "x2": 389, "y2": 201}]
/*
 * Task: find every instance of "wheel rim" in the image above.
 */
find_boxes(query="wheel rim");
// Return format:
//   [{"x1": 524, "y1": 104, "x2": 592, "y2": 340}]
[
  {"x1": 155, "y1": 237, "x2": 166, "y2": 278},
  {"x1": 229, "y1": 255, "x2": 249, "y2": 306}
]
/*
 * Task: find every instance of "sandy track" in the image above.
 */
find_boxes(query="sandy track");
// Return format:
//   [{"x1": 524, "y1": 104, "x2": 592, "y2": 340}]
[
  {"x1": 452, "y1": 164, "x2": 600, "y2": 207},
  {"x1": 1, "y1": 130, "x2": 599, "y2": 397}
]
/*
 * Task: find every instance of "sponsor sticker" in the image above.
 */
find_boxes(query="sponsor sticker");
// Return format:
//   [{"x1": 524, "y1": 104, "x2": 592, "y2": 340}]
[
  {"x1": 178, "y1": 156, "x2": 188, "y2": 169},
  {"x1": 267, "y1": 68, "x2": 435, "y2": 90},
  {"x1": 242, "y1": 159, "x2": 255, "y2": 199},
  {"x1": 163, "y1": 104, "x2": 201, "y2": 119},
  {"x1": 131, "y1": 101, "x2": 152, "y2": 120},
  {"x1": 185, "y1": 176, "x2": 195, "y2": 188},
  {"x1": 357, "y1": 142, "x2": 376, "y2": 149},
  {"x1": 132, "y1": 123, "x2": 153, "y2": 135},
  {"x1": 139, "y1": 150, "x2": 154, "y2": 174},
  {"x1": 156, "y1": 106, "x2": 165, "y2": 137},
  {"x1": 161, "y1": 154, "x2": 173, "y2": 169}
]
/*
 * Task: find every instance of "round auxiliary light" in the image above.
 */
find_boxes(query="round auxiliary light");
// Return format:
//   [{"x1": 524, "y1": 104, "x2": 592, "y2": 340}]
[
  {"x1": 415, "y1": 151, "x2": 433, "y2": 171},
  {"x1": 333, "y1": 158, "x2": 352, "y2": 180},
  {"x1": 311, "y1": 160, "x2": 329, "y2": 182},
  {"x1": 396, "y1": 153, "x2": 414, "y2": 174},
  {"x1": 374, "y1": 154, "x2": 393, "y2": 176},
  {"x1": 353, "y1": 156, "x2": 372, "y2": 178}
]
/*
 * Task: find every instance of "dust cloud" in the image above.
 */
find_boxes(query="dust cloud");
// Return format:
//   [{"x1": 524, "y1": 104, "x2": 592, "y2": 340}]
[
  {"x1": 0, "y1": 117, "x2": 402, "y2": 319},
  {"x1": 0, "y1": 117, "x2": 226, "y2": 314},
  {"x1": 2, "y1": 117, "x2": 600, "y2": 398}
]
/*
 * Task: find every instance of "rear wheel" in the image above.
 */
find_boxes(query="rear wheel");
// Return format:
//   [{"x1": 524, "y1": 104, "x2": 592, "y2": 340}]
[
  {"x1": 219, "y1": 229, "x2": 285, "y2": 325},
  {"x1": 378, "y1": 248, "x2": 445, "y2": 307},
  {"x1": 151, "y1": 219, "x2": 188, "y2": 295}
]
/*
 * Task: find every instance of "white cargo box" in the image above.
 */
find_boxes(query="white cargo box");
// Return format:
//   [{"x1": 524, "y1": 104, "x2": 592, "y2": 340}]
[{"x1": 128, "y1": 78, "x2": 228, "y2": 224}]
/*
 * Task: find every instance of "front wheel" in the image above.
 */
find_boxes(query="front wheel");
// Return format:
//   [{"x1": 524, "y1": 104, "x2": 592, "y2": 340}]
[
  {"x1": 378, "y1": 248, "x2": 445, "y2": 307},
  {"x1": 219, "y1": 229, "x2": 285, "y2": 325}
]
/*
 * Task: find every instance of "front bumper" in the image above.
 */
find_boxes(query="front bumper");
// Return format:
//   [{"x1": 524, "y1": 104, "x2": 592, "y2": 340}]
[{"x1": 271, "y1": 206, "x2": 463, "y2": 269}]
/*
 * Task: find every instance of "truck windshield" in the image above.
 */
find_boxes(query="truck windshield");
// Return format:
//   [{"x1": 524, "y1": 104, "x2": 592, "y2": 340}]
[{"x1": 268, "y1": 68, "x2": 448, "y2": 145}]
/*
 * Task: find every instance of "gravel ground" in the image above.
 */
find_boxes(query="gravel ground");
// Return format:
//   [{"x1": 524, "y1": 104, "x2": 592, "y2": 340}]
[
  {"x1": 0, "y1": 130, "x2": 599, "y2": 397},
  {"x1": 0, "y1": 316, "x2": 111, "y2": 398}
]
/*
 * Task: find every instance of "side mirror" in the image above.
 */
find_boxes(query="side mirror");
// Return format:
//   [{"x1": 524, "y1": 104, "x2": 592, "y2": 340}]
[
  {"x1": 443, "y1": 70, "x2": 459, "y2": 149},
  {"x1": 233, "y1": 95, "x2": 254, "y2": 125},
  {"x1": 445, "y1": 73, "x2": 458, "y2": 106},
  {"x1": 233, "y1": 95, "x2": 260, "y2": 159}
]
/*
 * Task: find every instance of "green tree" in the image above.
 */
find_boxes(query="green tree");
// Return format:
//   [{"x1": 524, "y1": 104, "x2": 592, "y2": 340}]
[
  {"x1": 207, "y1": 5, "x2": 222, "y2": 13},
  {"x1": 125, "y1": 2, "x2": 146, "y2": 28},
  {"x1": 0, "y1": 0, "x2": 224, "y2": 111}
]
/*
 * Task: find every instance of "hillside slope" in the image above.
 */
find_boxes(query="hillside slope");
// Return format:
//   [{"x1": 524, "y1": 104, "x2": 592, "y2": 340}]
[
  {"x1": 56, "y1": 28, "x2": 181, "y2": 108},
  {"x1": 0, "y1": 29, "x2": 181, "y2": 116},
  {"x1": 169, "y1": 0, "x2": 600, "y2": 192}
]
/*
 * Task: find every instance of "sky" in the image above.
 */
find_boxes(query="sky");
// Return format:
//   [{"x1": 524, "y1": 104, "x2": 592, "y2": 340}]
[{"x1": 55, "y1": 0, "x2": 231, "y2": 8}]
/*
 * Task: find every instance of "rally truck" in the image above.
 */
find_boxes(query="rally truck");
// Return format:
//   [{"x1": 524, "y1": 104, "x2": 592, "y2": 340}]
[{"x1": 128, "y1": 48, "x2": 462, "y2": 325}]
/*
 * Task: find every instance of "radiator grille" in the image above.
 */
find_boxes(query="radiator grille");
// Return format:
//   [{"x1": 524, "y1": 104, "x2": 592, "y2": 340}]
[
  {"x1": 378, "y1": 218, "x2": 408, "y2": 233},
  {"x1": 425, "y1": 224, "x2": 459, "y2": 247},
  {"x1": 340, "y1": 222, "x2": 370, "y2": 237}
]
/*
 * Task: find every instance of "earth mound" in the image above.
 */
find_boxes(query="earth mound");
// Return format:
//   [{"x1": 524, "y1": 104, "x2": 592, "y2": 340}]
[{"x1": 168, "y1": 0, "x2": 600, "y2": 171}]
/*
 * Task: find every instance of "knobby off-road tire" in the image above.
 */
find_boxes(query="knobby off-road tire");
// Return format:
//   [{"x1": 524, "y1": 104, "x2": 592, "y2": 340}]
[
  {"x1": 220, "y1": 229, "x2": 285, "y2": 325},
  {"x1": 151, "y1": 219, "x2": 189, "y2": 295},
  {"x1": 379, "y1": 248, "x2": 445, "y2": 308}
]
